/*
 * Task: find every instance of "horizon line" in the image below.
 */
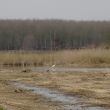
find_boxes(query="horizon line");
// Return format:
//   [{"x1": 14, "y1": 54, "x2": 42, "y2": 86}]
[{"x1": 0, "y1": 18, "x2": 110, "y2": 22}]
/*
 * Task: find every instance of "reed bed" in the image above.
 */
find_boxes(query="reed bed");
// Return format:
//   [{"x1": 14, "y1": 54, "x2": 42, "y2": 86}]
[{"x1": 0, "y1": 49, "x2": 110, "y2": 67}]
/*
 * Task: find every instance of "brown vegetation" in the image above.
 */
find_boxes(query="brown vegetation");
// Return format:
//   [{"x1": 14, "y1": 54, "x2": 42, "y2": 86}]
[
  {"x1": 0, "y1": 69, "x2": 62, "y2": 110},
  {"x1": 0, "y1": 67, "x2": 110, "y2": 109},
  {"x1": 0, "y1": 49, "x2": 110, "y2": 67},
  {"x1": 21, "y1": 71, "x2": 110, "y2": 107}
]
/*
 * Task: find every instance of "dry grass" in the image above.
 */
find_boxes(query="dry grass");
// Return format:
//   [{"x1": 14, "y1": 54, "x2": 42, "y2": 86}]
[
  {"x1": 0, "y1": 68, "x2": 110, "y2": 109},
  {"x1": 20, "y1": 71, "x2": 110, "y2": 107},
  {"x1": 0, "y1": 69, "x2": 62, "y2": 110},
  {"x1": 0, "y1": 49, "x2": 110, "y2": 67},
  {"x1": 0, "y1": 107, "x2": 4, "y2": 110}
]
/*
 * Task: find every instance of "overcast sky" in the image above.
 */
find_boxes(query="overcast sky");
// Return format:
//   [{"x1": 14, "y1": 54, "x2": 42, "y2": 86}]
[{"x1": 0, "y1": 0, "x2": 110, "y2": 21}]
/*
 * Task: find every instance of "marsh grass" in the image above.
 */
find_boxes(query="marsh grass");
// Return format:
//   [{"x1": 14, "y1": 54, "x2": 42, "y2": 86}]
[
  {"x1": 0, "y1": 49, "x2": 110, "y2": 67},
  {"x1": 0, "y1": 106, "x2": 4, "y2": 110},
  {"x1": 0, "y1": 68, "x2": 110, "y2": 108},
  {"x1": 23, "y1": 71, "x2": 110, "y2": 107}
]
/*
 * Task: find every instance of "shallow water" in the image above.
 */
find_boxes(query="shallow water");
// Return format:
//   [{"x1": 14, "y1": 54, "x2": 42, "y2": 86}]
[
  {"x1": 33, "y1": 67, "x2": 110, "y2": 73},
  {"x1": 12, "y1": 81, "x2": 109, "y2": 110}
]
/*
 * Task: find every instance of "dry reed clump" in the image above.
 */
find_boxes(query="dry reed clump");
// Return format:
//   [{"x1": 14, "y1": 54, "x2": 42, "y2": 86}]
[
  {"x1": 55, "y1": 49, "x2": 110, "y2": 66},
  {"x1": 0, "y1": 49, "x2": 110, "y2": 67}
]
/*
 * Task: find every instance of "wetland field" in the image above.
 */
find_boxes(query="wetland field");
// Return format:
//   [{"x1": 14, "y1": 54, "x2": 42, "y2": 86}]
[
  {"x1": 0, "y1": 67, "x2": 110, "y2": 110},
  {"x1": 0, "y1": 49, "x2": 110, "y2": 110}
]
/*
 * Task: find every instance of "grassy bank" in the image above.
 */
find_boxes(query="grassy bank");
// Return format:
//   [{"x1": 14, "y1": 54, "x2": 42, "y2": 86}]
[{"x1": 0, "y1": 49, "x2": 110, "y2": 67}]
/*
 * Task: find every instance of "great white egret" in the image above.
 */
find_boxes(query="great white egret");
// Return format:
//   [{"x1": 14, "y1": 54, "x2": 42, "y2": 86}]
[
  {"x1": 47, "y1": 65, "x2": 56, "y2": 72},
  {"x1": 51, "y1": 65, "x2": 55, "y2": 68}
]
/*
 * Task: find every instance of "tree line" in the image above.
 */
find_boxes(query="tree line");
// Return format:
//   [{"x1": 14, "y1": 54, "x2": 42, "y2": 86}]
[{"x1": 0, "y1": 19, "x2": 110, "y2": 50}]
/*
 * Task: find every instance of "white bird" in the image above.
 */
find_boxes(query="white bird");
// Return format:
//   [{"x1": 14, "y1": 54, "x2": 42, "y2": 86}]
[
  {"x1": 47, "y1": 64, "x2": 56, "y2": 72},
  {"x1": 51, "y1": 65, "x2": 55, "y2": 68}
]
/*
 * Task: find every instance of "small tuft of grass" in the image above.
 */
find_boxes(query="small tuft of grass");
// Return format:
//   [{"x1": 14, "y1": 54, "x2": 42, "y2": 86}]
[
  {"x1": 14, "y1": 89, "x2": 24, "y2": 93},
  {"x1": 72, "y1": 88, "x2": 97, "y2": 97},
  {"x1": 22, "y1": 69, "x2": 31, "y2": 73},
  {"x1": 0, "y1": 106, "x2": 4, "y2": 110}
]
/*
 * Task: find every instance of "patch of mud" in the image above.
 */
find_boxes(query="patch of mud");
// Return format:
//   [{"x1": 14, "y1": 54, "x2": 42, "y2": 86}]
[{"x1": 11, "y1": 81, "x2": 109, "y2": 110}]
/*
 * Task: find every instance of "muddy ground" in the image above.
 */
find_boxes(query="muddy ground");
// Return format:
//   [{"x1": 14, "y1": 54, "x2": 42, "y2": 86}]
[
  {"x1": 0, "y1": 67, "x2": 110, "y2": 110},
  {"x1": 0, "y1": 68, "x2": 63, "y2": 110}
]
